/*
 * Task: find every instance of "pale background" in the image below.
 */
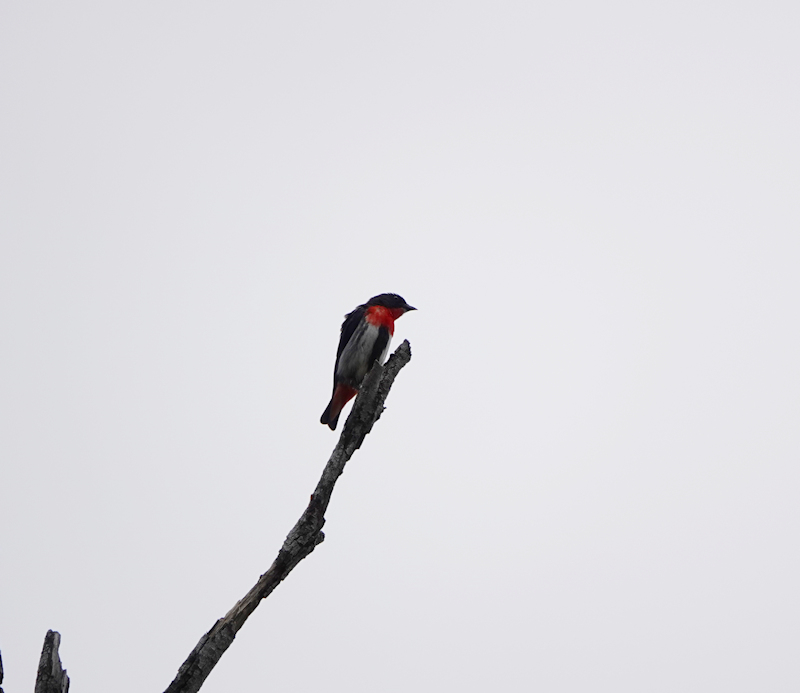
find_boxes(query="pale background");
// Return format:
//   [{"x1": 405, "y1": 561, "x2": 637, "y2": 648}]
[{"x1": 1, "y1": 2, "x2": 799, "y2": 692}]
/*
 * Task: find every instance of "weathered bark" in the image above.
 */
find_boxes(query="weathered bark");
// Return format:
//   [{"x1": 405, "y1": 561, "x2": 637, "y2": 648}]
[
  {"x1": 164, "y1": 340, "x2": 413, "y2": 693},
  {"x1": 34, "y1": 631, "x2": 69, "y2": 693}
]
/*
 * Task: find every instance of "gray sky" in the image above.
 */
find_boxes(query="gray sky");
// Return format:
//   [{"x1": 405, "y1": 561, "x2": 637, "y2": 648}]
[{"x1": 1, "y1": 2, "x2": 799, "y2": 691}]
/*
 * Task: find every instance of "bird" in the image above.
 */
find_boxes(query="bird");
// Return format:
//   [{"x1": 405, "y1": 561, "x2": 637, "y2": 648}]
[{"x1": 320, "y1": 293, "x2": 416, "y2": 430}]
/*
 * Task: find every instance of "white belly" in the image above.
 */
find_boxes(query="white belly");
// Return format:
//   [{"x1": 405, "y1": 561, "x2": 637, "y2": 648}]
[{"x1": 336, "y1": 322, "x2": 391, "y2": 386}]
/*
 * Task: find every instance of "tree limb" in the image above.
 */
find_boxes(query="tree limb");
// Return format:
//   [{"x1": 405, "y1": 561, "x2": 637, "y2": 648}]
[
  {"x1": 34, "y1": 630, "x2": 69, "y2": 693},
  {"x1": 163, "y1": 340, "x2": 413, "y2": 693}
]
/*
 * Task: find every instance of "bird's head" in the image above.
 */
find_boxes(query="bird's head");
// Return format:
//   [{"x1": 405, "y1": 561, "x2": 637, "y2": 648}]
[{"x1": 367, "y1": 293, "x2": 417, "y2": 318}]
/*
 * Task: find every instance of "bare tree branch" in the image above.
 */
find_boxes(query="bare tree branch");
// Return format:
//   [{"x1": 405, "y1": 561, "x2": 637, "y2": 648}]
[
  {"x1": 164, "y1": 340, "x2": 413, "y2": 693},
  {"x1": 34, "y1": 631, "x2": 69, "y2": 693}
]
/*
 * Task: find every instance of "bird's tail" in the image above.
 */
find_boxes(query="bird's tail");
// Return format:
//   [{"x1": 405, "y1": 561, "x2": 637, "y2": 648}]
[
  {"x1": 320, "y1": 384, "x2": 358, "y2": 430},
  {"x1": 319, "y1": 401, "x2": 340, "y2": 430}
]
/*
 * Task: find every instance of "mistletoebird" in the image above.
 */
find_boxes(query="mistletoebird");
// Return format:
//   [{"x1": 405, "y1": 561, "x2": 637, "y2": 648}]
[{"x1": 321, "y1": 293, "x2": 416, "y2": 430}]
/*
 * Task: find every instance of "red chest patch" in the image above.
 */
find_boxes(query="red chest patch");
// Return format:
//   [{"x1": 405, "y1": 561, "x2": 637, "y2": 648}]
[{"x1": 365, "y1": 305, "x2": 396, "y2": 335}]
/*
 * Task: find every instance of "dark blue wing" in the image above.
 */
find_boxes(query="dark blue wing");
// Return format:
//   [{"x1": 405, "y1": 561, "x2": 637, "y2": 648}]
[
  {"x1": 331, "y1": 304, "x2": 366, "y2": 389},
  {"x1": 337, "y1": 305, "x2": 365, "y2": 359}
]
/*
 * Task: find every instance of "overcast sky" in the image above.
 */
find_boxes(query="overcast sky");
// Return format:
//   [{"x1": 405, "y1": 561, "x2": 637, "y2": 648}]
[{"x1": 1, "y1": 2, "x2": 799, "y2": 692}]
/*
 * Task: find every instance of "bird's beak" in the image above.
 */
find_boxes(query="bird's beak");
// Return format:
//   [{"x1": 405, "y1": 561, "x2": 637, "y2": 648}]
[{"x1": 405, "y1": 304, "x2": 417, "y2": 312}]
